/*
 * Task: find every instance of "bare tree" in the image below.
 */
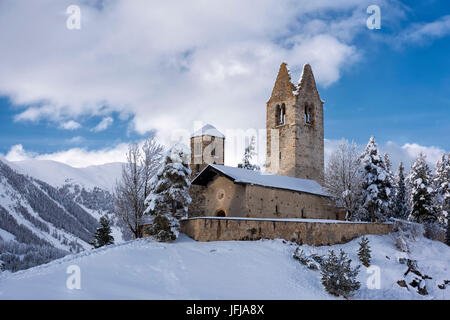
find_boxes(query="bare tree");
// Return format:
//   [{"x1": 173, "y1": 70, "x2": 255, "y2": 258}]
[
  {"x1": 142, "y1": 136, "x2": 164, "y2": 200},
  {"x1": 324, "y1": 140, "x2": 363, "y2": 220},
  {"x1": 114, "y1": 135, "x2": 163, "y2": 239}
]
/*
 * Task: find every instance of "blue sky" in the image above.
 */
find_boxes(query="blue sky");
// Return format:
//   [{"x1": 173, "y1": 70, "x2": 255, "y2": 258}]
[{"x1": 0, "y1": 0, "x2": 448, "y2": 168}]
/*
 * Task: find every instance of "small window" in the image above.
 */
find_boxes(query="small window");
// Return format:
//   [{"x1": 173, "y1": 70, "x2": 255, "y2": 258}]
[
  {"x1": 305, "y1": 104, "x2": 314, "y2": 124},
  {"x1": 211, "y1": 148, "x2": 216, "y2": 157},
  {"x1": 196, "y1": 164, "x2": 200, "y2": 173},
  {"x1": 280, "y1": 104, "x2": 286, "y2": 125},
  {"x1": 276, "y1": 103, "x2": 286, "y2": 126},
  {"x1": 301, "y1": 208, "x2": 305, "y2": 218},
  {"x1": 279, "y1": 152, "x2": 282, "y2": 160}
]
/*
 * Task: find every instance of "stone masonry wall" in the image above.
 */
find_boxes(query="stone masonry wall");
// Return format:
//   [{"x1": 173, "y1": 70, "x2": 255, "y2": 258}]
[{"x1": 181, "y1": 217, "x2": 393, "y2": 246}]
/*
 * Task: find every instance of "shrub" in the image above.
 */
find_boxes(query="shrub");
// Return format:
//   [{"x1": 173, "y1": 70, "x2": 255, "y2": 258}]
[
  {"x1": 358, "y1": 236, "x2": 371, "y2": 267},
  {"x1": 321, "y1": 249, "x2": 360, "y2": 298}
]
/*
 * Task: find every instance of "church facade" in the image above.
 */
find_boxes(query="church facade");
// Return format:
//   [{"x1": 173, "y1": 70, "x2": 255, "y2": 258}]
[{"x1": 188, "y1": 63, "x2": 344, "y2": 221}]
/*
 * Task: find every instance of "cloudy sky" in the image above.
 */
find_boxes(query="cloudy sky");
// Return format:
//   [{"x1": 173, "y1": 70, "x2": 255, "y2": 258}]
[{"x1": 0, "y1": 0, "x2": 448, "y2": 170}]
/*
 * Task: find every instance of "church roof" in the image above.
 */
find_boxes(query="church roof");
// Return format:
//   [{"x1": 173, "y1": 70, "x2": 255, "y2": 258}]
[
  {"x1": 191, "y1": 124, "x2": 225, "y2": 139},
  {"x1": 192, "y1": 164, "x2": 330, "y2": 197}
]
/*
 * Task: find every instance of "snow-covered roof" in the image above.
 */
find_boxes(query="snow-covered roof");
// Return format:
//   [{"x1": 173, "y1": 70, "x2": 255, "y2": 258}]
[
  {"x1": 192, "y1": 164, "x2": 330, "y2": 197},
  {"x1": 191, "y1": 124, "x2": 225, "y2": 139}
]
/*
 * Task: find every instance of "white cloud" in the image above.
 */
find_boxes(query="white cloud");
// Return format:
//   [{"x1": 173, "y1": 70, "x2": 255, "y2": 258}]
[
  {"x1": 384, "y1": 141, "x2": 447, "y2": 170},
  {"x1": 4, "y1": 145, "x2": 37, "y2": 162},
  {"x1": 4, "y1": 143, "x2": 130, "y2": 168},
  {"x1": 3, "y1": 137, "x2": 446, "y2": 172},
  {"x1": 67, "y1": 136, "x2": 84, "y2": 144},
  {"x1": 0, "y1": 0, "x2": 379, "y2": 139},
  {"x1": 325, "y1": 139, "x2": 448, "y2": 172},
  {"x1": 92, "y1": 117, "x2": 114, "y2": 132},
  {"x1": 60, "y1": 120, "x2": 81, "y2": 130},
  {"x1": 396, "y1": 15, "x2": 450, "y2": 46}
]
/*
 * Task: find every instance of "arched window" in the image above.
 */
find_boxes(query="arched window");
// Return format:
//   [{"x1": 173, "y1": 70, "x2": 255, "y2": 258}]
[
  {"x1": 275, "y1": 104, "x2": 281, "y2": 125},
  {"x1": 216, "y1": 210, "x2": 226, "y2": 217},
  {"x1": 275, "y1": 104, "x2": 286, "y2": 126},
  {"x1": 280, "y1": 103, "x2": 286, "y2": 125},
  {"x1": 304, "y1": 104, "x2": 314, "y2": 124}
]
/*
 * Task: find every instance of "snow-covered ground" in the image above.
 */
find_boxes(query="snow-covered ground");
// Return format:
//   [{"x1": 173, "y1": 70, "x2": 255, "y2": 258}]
[{"x1": 1, "y1": 234, "x2": 448, "y2": 300}]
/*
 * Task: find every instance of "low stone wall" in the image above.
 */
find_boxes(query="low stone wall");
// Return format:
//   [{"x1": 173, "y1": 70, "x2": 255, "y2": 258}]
[{"x1": 181, "y1": 217, "x2": 393, "y2": 246}]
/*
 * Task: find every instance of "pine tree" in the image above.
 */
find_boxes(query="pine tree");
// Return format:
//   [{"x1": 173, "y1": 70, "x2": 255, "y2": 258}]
[
  {"x1": 384, "y1": 153, "x2": 392, "y2": 175},
  {"x1": 321, "y1": 249, "x2": 360, "y2": 299},
  {"x1": 357, "y1": 236, "x2": 371, "y2": 267},
  {"x1": 433, "y1": 153, "x2": 449, "y2": 227},
  {"x1": 92, "y1": 216, "x2": 114, "y2": 248},
  {"x1": 238, "y1": 136, "x2": 260, "y2": 171},
  {"x1": 384, "y1": 153, "x2": 396, "y2": 216},
  {"x1": 358, "y1": 137, "x2": 393, "y2": 222},
  {"x1": 393, "y1": 162, "x2": 408, "y2": 219},
  {"x1": 144, "y1": 143, "x2": 192, "y2": 241},
  {"x1": 408, "y1": 153, "x2": 437, "y2": 224}
]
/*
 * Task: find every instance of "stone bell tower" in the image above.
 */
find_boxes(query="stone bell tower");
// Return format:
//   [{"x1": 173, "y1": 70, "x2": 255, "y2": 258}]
[
  {"x1": 266, "y1": 63, "x2": 324, "y2": 184},
  {"x1": 190, "y1": 124, "x2": 225, "y2": 178}
]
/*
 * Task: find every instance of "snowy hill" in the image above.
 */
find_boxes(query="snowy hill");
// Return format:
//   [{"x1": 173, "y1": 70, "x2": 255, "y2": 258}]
[
  {"x1": 10, "y1": 159, "x2": 123, "y2": 192},
  {"x1": 8, "y1": 158, "x2": 127, "y2": 240},
  {"x1": 0, "y1": 158, "x2": 126, "y2": 272},
  {"x1": 1, "y1": 234, "x2": 448, "y2": 300}
]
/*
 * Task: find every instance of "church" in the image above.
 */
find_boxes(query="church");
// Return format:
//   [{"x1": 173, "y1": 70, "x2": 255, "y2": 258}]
[{"x1": 188, "y1": 63, "x2": 344, "y2": 221}]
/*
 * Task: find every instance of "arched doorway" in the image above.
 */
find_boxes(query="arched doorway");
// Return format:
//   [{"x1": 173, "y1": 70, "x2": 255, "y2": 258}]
[{"x1": 215, "y1": 209, "x2": 226, "y2": 217}]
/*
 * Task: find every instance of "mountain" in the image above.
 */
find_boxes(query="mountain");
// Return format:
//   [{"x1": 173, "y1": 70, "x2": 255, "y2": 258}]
[
  {"x1": 0, "y1": 158, "x2": 126, "y2": 272},
  {"x1": 1, "y1": 234, "x2": 449, "y2": 299},
  {"x1": 10, "y1": 159, "x2": 123, "y2": 192}
]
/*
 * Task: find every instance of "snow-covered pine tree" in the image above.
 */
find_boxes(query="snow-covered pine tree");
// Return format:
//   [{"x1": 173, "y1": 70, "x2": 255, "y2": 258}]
[
  {"x1": 144, "y1": 143, "x2": 192, "y2": 241},
  {"x1": 393, "y1": 162, "x2": 409, "y2": 219},
  {"x1": 384, "y1": 153, "x2": 392, "y2": 175},
  {"x1": 358, "y1": 137, "x2": 393, "y2": 222},
  {"x1": 237, "y1": 136, "x2": 260, "y2": 171},
  {"x1": 433, "y1": 153, "x2": 449, "y2": 227},
  {"x1": 321, "y1": 249, "x2": 360, "y2": 299},
  {"x1": 91, "y1": 216, "x2": 114, "y2": 248},
  {"x1": 357, "y1": 236, "x2": 371, "y2": 267},
  {"x1": 384, "y1": 153, "x2": 396, "y2": 216},
  {"x1": 408, "y1": 153, "x2": 438, "y2": 224}
]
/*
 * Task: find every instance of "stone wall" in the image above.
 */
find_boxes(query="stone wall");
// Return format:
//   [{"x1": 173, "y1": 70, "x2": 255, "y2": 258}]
[
  {"x1": 245, "y1": 184, "x2": 345, "y2": 220},
  {"x1": 181, "y1": 217, "x2": 393, "y2": 246}
]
